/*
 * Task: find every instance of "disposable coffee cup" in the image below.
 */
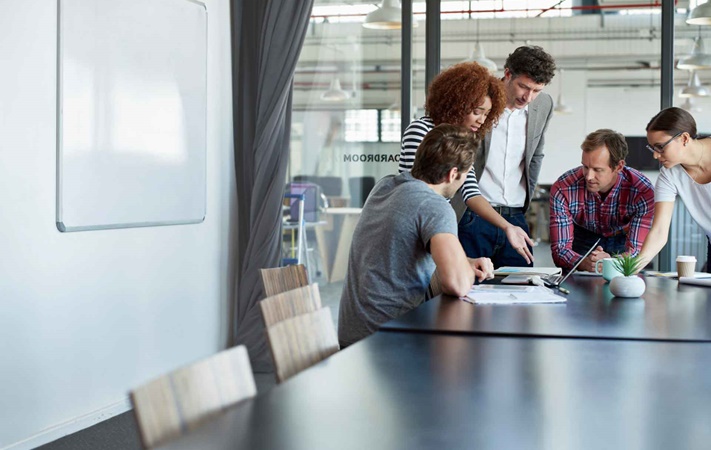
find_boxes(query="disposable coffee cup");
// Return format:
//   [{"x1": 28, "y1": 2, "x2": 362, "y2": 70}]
[{"x1": 676, "y1": 255, "x2": 697, "y2": 278}]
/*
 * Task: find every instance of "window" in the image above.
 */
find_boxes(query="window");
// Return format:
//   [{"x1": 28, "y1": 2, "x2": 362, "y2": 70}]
[
  {"x1": 380, "y1": 110, "x2": 402, "y2": 142},
  {"x1": 344, "y1": 110, "x2": 378, "y2": 142}
]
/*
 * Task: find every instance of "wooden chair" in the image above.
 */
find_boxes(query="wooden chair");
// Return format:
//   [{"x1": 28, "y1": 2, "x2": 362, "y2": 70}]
[
  {"x1": 130, "y1": 345, "x2": 256, "y2": 448},
  {"x1": 427, "y1": 269, "x2": 443, "y2": 299},
  {"x1": 260, "y1": 264, "x2": 309, "y2": 297},
  {"x1": 266, "y1": 307, "x2": 339, "y2": 383},
  {"x1": 259, "y1": 283, "x2": 322, "y2": 328}
]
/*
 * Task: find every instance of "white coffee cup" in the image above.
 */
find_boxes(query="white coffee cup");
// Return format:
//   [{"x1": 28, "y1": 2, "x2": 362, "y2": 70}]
[{"x1": 676, "y1": 255, "x2": 697, "y2": 278}]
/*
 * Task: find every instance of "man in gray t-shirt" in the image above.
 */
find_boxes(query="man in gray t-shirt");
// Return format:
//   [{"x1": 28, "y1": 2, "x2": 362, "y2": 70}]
[{"x1": 338, "y1": 125, "x2": 495, "y2": 347}]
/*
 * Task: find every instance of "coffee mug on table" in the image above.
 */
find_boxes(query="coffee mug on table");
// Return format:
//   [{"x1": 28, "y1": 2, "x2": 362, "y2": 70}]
[
  {"x1": 676, "y1": 255, "x2": 697, "y2": 278},
  {"x1": 594, "y1": 257, "x2": 623, "y2": 282}
]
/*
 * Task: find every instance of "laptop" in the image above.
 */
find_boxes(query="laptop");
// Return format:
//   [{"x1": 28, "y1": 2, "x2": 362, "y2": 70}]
[{"x1": 543, "y1": 238, "x2": 602, "y2": 288}]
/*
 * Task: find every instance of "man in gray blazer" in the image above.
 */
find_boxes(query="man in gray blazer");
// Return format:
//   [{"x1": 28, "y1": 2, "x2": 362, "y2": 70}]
[{"x1": 457, "y1": 46, "x2": 556, "y2": 268}]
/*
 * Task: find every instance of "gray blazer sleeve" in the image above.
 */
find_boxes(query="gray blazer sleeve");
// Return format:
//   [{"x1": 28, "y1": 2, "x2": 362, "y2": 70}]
[{"x1": 527, "y1": 94, "x2": 554, "y2": 195}]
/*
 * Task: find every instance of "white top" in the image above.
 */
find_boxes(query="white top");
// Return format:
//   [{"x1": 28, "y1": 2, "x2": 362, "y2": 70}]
[
  {"x1": 655, "y1": 164, "x2": 711, "y2": 239},
  {"x1": 478, "y1": 106, "x2": 528, "y2": 207}
]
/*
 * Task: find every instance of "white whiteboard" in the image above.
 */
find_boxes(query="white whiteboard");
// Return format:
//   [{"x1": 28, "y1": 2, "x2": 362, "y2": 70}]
[{"x1": 57, "y1": 0, "x2": 207, "y2": 232}]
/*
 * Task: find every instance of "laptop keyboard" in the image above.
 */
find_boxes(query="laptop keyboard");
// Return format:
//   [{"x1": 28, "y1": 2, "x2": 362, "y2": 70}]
[{"x1": 544, "y1": 274, "x2": 563, "y2": 285}]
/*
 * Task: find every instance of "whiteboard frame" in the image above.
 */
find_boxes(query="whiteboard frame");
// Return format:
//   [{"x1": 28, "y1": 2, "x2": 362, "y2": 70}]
[{"x1": 56, "y1": 0, "x2": 208, "y2": 232}]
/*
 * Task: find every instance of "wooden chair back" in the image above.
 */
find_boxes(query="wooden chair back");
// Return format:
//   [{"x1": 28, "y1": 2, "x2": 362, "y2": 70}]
[
  {"x1": 427, "y1": 269, "x2": 443, "y2": 299},
  {"x1": 266, "y1": 307, "x2": 339, "y2": 383},
  {"x1": 259, "y1": 283, "x2": 322, "y2": 328},
  {"x1": 260, "y1": 264, "x2": 309, "y2": 297},
  {"x1": 130, "y1": 345, "x2": 256, "y2": 448}
]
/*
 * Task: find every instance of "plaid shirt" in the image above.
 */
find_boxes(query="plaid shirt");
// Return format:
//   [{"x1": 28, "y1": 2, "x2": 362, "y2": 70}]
[{"x1": 549, "y1": 166, "x2": 655, "y2": 269}]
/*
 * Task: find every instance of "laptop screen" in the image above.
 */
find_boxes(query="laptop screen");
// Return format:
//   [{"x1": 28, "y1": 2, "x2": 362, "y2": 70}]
[{"x1": 556, "y1": 237, "x2": 602, "y2": 286}]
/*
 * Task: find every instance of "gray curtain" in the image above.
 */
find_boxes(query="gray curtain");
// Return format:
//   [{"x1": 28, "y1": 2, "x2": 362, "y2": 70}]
[{"x1": 229, "y1": 0, "x2": 314, "y2": 371}]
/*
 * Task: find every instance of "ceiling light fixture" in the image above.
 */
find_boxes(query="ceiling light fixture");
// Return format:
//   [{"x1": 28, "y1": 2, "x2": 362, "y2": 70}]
[
  {"x1": 320, "y1": 77, "x2": 350, "y2": 102},
  {"x1": 363, "y1": 0, "x2": 403, "y2": 30},
  {"x1": 681, "y1": 97, "x2": 703, "y2": 112},
  {"x1": 553, "y1": 70, "x2": 573, "y2": 114},
  {"x1": 677, "y1": 36, "x2": 711, "y2": 70},
  {"x1": 680, "y1": 71, "x2": 710, "y2": 98},
  {"x1": 462, "y1": 3, "x2": 496, "y2": 73},
  {"x1": 687, "y1": 1, "x2": 711, "y2": 25},
  {"x1": 554, "y1": 92, "x2": 573, "y2": 114},
  {"x1": 467, "y1": 42, "x2": 497, "y2": 74}
]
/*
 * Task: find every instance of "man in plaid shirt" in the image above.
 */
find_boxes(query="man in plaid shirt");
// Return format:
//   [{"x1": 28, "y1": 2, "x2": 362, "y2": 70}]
[{"x1": 549, "y1": 129, "x2": 655, "y2": 272}]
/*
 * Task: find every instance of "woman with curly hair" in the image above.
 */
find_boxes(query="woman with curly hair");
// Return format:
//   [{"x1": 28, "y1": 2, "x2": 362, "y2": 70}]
[
  {"x1": 399, "y1": 62, "x2": 505, "y2": 168},
  {"x1": 399, "y1": 62, "x2": 535, "y2": 264}
]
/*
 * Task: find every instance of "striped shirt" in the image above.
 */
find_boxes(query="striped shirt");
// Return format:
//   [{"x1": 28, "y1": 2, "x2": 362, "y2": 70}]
[
  {"x1": 399, "y1": 116, "x2": 481, "y2": 201},
  {"x1": 549, "y1": 166, "x2": 655, "y2": 269}
]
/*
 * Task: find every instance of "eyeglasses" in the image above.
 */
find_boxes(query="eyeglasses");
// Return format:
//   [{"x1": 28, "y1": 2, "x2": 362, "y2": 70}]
[{"x1": 646, "y1": 131, "x2": 683, "y2": 154}]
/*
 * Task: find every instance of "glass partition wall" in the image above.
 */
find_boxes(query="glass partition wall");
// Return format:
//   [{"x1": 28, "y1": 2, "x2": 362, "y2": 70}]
[
  {"x1": 665, "y1": 0, "x2": 711, "y2": 271},
  {"x1": 289, "y1": 1, "x2": 419, "y2": 296},
  {"x1": 289, "y1": 0, "x2": 708, "y2": 295}
]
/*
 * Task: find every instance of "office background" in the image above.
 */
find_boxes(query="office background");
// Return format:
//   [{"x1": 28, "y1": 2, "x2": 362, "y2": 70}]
[{"x1": 3, "y1": 0, "x2": 711, "y2": 448}]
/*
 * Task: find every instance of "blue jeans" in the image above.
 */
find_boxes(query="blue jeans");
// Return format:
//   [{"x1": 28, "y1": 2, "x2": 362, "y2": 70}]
[
  {"x1": 571, "y1": 224, "x2": 626, "y2": 256},
  {"x1": 458, "y1": 210, "x2": 533, "y2": 268}
]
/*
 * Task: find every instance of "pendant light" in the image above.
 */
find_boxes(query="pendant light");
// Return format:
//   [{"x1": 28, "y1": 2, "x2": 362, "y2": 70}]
[
  {"x1": 681, "y1": 97, "x2": 703, "y2": 112},
  {"x1": 677, "y1": 36, "x2": 711, "y2": 70},
  {"x1": 320, "y1": 77, "x2": 349, "y2": 102},
  {"x1": 553, "y1": 70, "x2": 573, "y2": 114},
  {"x1": 554, "y1": 93, "x2": 573, "y2": 114},
  {"x1": 467, "y1": 42, "x2": 497, "y2": 74},
  {"x1": 462, "y1": 3, "x2": 497, "y2": 74},
  {"x1": 680, "y1": 71, "x2": 710, "y2": 98},
  {"x1": 363, "y1": 0, "x2": 402, "y2": 30},
  {"x1": 687, "y1": 1, "x2": 711, "y2": 25}
]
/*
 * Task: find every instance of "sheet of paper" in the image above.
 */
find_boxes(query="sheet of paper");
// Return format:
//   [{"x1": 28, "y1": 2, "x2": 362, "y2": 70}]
[
  {"x1": 574, "y1": 271, "x2": 603, "y2": 277},
  {"x1": 679, "y1": 277, "x2": 711, "y2": 287},
  {"x1": 494, "y1": 266, "x2": 562, "y2": 277},
  {"x1": 461, "y1": 285, "x2": 566, "y2": 305},
  {"x1": 644, "y1": 271, "x2": 711, "y2": 279}
]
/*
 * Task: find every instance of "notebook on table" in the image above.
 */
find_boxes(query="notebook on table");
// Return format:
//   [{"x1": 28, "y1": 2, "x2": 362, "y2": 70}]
[{"x1": 494, "y1": 266, "x2": 562, "y2": 277}]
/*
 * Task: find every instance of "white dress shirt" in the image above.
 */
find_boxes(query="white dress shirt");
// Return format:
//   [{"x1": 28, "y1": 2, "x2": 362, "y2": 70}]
[{"x1": 478, "y1": 106, "x2": 528, "y2": 207}]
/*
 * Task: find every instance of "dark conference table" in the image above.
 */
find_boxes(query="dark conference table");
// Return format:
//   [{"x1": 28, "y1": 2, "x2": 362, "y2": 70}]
[
  {"x1": 159, "y1": 332, "x2": 711, "y2": 450},
  {"x1": 381, "y1": 275, "x2": 711, "y2": 342}
]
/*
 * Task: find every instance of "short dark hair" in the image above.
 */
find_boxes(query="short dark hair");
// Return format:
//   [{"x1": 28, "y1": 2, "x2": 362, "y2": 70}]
[
  {"x1": 581, "y1": 129, "x2": 628, "y2": 169},
  {"x1": 646, "y1": 107, "x2": 698, "y2": 139},
  {"x1": 411, "y1": 124, "x2": 478, "y2": 184},
  {"x1": 425, "y1": 62, "x2": 506, "y2": 137},
  {"x1": 504, "y1": 46, "x2": 556, "y2": 85}
]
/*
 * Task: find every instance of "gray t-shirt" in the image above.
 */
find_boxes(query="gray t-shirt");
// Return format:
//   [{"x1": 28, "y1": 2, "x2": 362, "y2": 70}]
[{"x1": 338, "y1": 172, "x2": 458, "y2": 347}]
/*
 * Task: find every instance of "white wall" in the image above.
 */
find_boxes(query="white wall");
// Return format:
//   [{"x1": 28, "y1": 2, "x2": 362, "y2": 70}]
[
  {"x1": 538, "y1": 70, "x2": 590, "y2": 185},
  {"x1": 541, "y1": 73, "x2": 675, "y2": 186},
  {"x1": 0, "y1": 0, "x2": 235, "y2": 447}
]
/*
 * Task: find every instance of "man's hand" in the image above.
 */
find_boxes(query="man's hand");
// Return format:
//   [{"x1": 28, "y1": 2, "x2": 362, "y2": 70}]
[
  {"x1": 504, "y1": 225, "x2": 535, "y2": 265},
  {"x1": 469, "y1": 257, "x2": 495, "y2": 282},
  {"x1": 578, "y1": 246, "x2": 610, "y2": 272}
]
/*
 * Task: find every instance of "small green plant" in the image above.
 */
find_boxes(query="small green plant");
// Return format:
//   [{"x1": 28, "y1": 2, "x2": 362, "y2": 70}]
[{"x1": 611, "y1": 254, "x2": 643, "y2": 277}]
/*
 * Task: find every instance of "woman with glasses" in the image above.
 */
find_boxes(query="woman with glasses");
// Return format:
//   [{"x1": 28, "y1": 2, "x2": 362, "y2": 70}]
[{"x1": 637, "y1": 107, "x2": 711, "y2": 270}]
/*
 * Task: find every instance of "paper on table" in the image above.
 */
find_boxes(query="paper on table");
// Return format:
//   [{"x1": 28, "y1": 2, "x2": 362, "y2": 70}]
[
  {"x1": 494, "y1": 266, "x2": 562, "y2": 277},
  {"x1": 645, "y1": 271, "x2": 711, "y2": 279},
  {"x1": 679, "y1": 277, "x2": 711, "y2": 287},
  {"x1": 461, "y1": 284, "x2": 566, "y2": 305},
  {"x1": 574, "y1": 271, "x2": 603, "y2": 277}
]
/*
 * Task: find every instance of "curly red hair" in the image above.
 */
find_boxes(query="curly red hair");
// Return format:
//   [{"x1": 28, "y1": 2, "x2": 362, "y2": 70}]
[{"x1": 425, "y1": 62, "x2": 506, "y2": 137}]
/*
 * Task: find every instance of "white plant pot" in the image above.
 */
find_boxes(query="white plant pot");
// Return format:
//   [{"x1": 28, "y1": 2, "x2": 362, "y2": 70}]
[{"x1": 609, "y1": 275, "x2": 646, "y2": 298}]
